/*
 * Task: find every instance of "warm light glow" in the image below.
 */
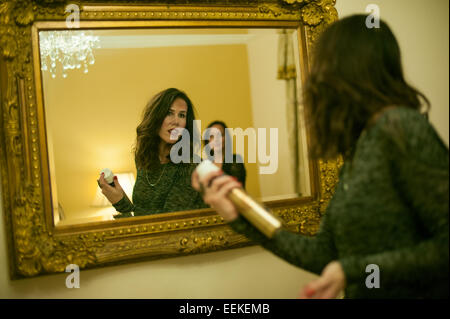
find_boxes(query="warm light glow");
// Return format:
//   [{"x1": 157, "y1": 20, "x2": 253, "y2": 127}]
[
  {"x1": 39, "y1": 30, "x2": 100, "y2": 78},
  {"x1": 91, "y1": 172, "x2": 135, "y2": 207}
]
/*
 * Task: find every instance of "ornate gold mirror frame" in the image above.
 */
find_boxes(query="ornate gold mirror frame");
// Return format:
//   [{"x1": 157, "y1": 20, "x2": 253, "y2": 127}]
[{"x1": 0, "y1": 0, "x2": 340, "y2": 279}]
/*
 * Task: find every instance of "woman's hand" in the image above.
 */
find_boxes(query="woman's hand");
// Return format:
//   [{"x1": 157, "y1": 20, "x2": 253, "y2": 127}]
[
  {"x1": 191, "y1": 170, "x2": 241, "y2": 222},
  {"x1": 299, "y1": 261, "x2": 346, "y2": 299},
  {"x1": 98, "y1": 173, "x2": 125, "y2": 205}
]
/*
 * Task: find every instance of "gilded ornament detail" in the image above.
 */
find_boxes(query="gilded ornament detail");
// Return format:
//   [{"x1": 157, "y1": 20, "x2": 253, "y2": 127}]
[{"x1": 301, "y1": 3, "x2": 324, "y2": 26}]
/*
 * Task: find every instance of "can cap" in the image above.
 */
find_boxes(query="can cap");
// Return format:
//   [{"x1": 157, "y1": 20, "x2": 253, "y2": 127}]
[
  {"x1": 196, "y1": 160, "x2": 220, "y2": 179},
  {"x1": 100, "y1": 168, "x2": 114, "y2": 184}
]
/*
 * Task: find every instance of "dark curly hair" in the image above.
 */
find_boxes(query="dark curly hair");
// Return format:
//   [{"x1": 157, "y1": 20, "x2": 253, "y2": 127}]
[
  {"x1": 304, "y1": 14, "x2": 430, "y2": 160},
  {"x1": 134, "y1": 88, "x2": 198, "y2": 170}
]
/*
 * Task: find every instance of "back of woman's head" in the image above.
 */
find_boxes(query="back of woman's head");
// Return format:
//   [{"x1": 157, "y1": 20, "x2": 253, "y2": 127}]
[
  {"x1": 305, "y1": 14, "x2": 429, "y2": 159},
  {"x1": 135, "y1": 88, "x2": 197, "y2": 170}
]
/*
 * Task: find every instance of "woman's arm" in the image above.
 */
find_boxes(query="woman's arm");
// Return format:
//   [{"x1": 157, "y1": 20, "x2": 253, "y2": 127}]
[
  {"x1": 112, "y1": 195, "x2": 135, "y2": 218},
  {"x1": 229, "y1": 209, "x2": 338, "y2": 275},
  {"x1": 98, "y1": 173, "x2": 135, "y2": 217},
  {"x1": 192, "y1": 170, "x2": 338, "y2": 275}
]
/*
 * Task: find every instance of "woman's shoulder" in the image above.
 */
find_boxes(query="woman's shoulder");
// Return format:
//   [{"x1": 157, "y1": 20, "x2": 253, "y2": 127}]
[
  {"x1": 375, "y1": 107, "x2": 437, "y2": 140},
  {"x1": 374, "y1": 106, "x2": 425, "y2": 127},
  {"x1": 372, "y1": 106, "x2": 448, "y2": 163},
  {"x1": 233, "y1": 153, "x2": 244, "y2": 163},
  {"x1": 381, "y1": 106, "x2": 425, "y2": 120}
]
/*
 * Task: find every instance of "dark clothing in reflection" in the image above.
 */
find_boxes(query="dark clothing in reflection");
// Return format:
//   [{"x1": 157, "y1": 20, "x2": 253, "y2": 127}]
[
  {"x1": 113, "y1": 162, "x2": 207, "y2": 218},
  {"x1": 113, "y1": 153, "x2": 246, "y2": 219},
  {"x1": 222, "y1": 154, "x2": 247, "y2": 188}
]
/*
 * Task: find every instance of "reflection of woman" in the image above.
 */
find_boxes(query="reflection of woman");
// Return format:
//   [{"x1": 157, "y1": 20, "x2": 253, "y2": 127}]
[
  {"x1": 204, "y1": 121, "x2": 246, "y2": 188},
  {"x1": 192, "y1": 15, "x2": 449, "y2": 298},
  {"x1": 99, "y1": 88, "x2": 207, "y2": 217}
]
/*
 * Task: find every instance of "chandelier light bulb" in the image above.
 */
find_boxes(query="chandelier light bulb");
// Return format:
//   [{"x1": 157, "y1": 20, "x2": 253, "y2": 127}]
[
  {"x1": 39, "y1": 30, "x2": 100, "y2": 78},
  {"x1": 87, "y1": 52, "x2": 95, "y2": 65}
]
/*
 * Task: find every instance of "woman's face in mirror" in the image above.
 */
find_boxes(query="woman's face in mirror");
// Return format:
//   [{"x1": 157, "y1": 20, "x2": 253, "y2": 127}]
[
  {"x1": 209, "y1": 124, "x2": 226, "y2": 151},
  {"x1": 159, "y1": 97, "x2": 188, "y2": 144}
]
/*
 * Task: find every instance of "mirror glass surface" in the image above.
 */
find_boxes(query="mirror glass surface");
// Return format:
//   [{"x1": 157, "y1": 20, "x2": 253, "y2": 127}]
[{"x1": 39, "y1": 28, "x2": 311, "y2": 226}]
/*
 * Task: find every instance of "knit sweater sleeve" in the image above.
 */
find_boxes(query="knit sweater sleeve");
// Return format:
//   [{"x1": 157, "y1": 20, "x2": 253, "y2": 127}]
[
  {"x1": 339, "y1": 109, "x2": 449, "y2": 287},
  {"x1": 112, "y1": 195, "x2": 135, "y2": 218},
  {"x1": 228, "y1": 200, "x2": 338, "y2": 275},
  {"x1": 111, "y1": 169, "x2": 144, "y2": 218}
]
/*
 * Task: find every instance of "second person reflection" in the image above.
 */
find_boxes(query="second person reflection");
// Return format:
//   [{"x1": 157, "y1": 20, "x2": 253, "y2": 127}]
[
  {"x1": 98, "y1": 88, "x2": 208, "y2": 217},
  {"x1": 204, "y1": 121, "x2": 247, "y2": 188}
]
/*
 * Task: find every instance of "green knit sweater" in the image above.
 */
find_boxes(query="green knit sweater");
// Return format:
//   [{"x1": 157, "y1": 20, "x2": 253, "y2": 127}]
[
  {"x1": 113, "y1": 162, "x2": 208, "y2": 217},
  {"x1": 229, "y1": 107, "x2": 449, "y2": 298}
]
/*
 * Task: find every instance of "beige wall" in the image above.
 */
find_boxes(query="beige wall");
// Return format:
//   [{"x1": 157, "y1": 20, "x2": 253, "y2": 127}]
[
  {"x1": 247, "y1": 30, "x2": 296, "y2": 199},
  {"x1": 247, "y1": 30, "x2": 311, "y2": 200},
  {"x1": 1, "y1": 0, "x2": 448, "y2": 298}
]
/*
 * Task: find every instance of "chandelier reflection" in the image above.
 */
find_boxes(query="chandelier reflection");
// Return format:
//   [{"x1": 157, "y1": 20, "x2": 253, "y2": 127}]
[{"x1": 39, "y1": 30, "x2": 100, "y2": 78}]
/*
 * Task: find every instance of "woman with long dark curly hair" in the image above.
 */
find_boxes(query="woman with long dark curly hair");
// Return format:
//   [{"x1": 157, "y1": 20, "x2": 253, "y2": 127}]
[
  {"x1": 192, "y1": 15, "x2": 449, "y2": 298},
  {"x1": 99, "y1": 88, "x2": 207, "y2": 217}
]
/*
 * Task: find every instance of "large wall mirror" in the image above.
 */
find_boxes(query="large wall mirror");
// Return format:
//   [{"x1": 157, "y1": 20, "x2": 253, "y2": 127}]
[
  {"x1": 42, "y1": 27, "x2": 312, "y2": 226},
  {"x1": 0, "y1": 0, "x2": 340, "y2": 279}
]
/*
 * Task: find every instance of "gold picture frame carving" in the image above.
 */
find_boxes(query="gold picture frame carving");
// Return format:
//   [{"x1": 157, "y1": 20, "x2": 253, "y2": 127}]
[{"x1": 0, "y1": 0, "x2": 340, "y2": 279}]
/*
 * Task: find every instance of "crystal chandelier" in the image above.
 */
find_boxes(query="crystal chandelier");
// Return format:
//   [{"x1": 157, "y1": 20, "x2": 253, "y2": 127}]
[{"x1": 39, "y1": 30, "x2": 100, "y2": 78}]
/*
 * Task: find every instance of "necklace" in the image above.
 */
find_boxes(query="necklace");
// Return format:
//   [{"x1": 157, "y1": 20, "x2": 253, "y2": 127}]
[{"x1": 146, "y1": 164, "x2": 167, "y2": 187}]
